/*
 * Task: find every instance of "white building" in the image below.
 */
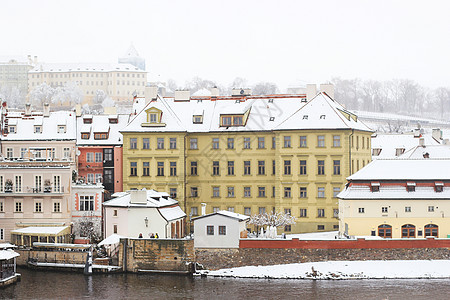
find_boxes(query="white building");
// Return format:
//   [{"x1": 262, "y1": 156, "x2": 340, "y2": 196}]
[
  {"x1": 193, "y1": 211, "x2": 249, "y2": 248},
  {"x1": 103, "y1": 189, "x2": 186, "y2": 239}
]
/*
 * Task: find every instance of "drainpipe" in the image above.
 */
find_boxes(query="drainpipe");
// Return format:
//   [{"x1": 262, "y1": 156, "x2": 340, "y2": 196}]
[
  {"x1": 349, "y1": 129, "x2": 354, "y2": 175},
  {"x1": 183, "y1": 133, "x2": 187, "y2": 234}
]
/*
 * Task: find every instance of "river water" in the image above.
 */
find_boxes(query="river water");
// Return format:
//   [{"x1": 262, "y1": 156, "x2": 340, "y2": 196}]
[{"x1": 2, "y1": 268, "x2": 450, "y2": 299}]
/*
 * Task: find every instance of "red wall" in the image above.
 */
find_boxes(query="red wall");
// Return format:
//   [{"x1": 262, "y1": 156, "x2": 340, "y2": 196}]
[{"x1": 240, "y1": 237, "x2": 450, "y2": 249}]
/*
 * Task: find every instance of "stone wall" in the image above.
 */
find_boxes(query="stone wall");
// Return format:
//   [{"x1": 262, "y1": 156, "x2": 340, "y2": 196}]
[
  {"x1": 16, "y1": 249, "x2": 88, "y2": 266},
  {"x1": 119, "y1": 238, "x2": 195, "y2": 273},
  {"x1": 196, "y1": 248, "x2": 450, "y2": 271}
]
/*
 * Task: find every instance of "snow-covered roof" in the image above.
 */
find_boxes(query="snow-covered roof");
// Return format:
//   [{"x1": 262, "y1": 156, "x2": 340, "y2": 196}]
[
  {"x1": 347, "y1": 159, "x2": 450, "y2": 181},
  {"x1": 399, "y1": 145, "x2": 450, "y2": 159},
  {"x1": 0, "y1": 249, "x2": 20, "y2": 260},
  {"x1": 193, "y1": 210, "x2": 250, "y2": 222},
  {"x1": 371, "y1": 133, "x2": 440, "y2": 159},
  {"x1": 338, "y1": 184, "x2": 450, "y2": 200},
  {"x1": 159, "y1": 206, "x2": 187, "y2": 221},
  {"x1": 3, "y1": 111, "x2": 76, "y2": 141},
  {"x1": 103, "y1": 189, "x2": 180, "y2": 208},
  {"x1": 192, "y1": 88, "x2": 212, "y2": 96},
  {"x1": 98, "y1": 234, "x2": 124, "y2": 246},
  {"x1": 120, "y1": 44, "x2": 140, "y2": 58},
  {"x1": 0, "y1": 243, "x2": 16, "y2": 249},
  {"x1": 123, "y1": 93, "x2": 372, "y2": 134},
  {"x1": 29, "y1": 62, "x2": 145, "y2": 73},
  {"x1": 76, "y1": 114, "x2": 129, "y2": 145},
  {"x1": 10, "y1": 226, "x2": 70, "y2": 235}
]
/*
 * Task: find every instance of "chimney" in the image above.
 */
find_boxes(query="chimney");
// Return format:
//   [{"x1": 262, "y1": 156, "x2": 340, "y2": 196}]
[
  {"x1": 75, "y1": 104, "x2": 82, "y2": 117},
  {"x1": 129, "y1": 189, "x2": 148, "y2": 204},
  {"x1": 145, "y1": 85, "x2": 158, "y2": 105},
  {"x1": 432, "y1": 128, "x2": 442, "y2": 142},
  {"x1": 210, "y1": 86, "x2": 219, "y2": 97},
  {"x1": 306, "y1": 84, "x2": 317, "y2": 101},
  {"x1": 34, "y1": 56, "x2": 38, "y2": 64},
  {"x1": 174, "y1": 90, "x2": 190, "y2": 101},
  {"x1": 413, "y1": 128, "x2": 421, "y2": 138},
  {"x1": 201, "y1": 203, "x2": 207, "y2": 216},
  {"x1": 25, "y1": 103, "x2": 32, "y2": 116},
  {"x1": 419, "y1": 137, "x2": 425, "y2": 146},
  {"x1": 43, "y1": 103, "x2": 50, "y2": 117},
  {"x1": 231, "y1": 88, "x2": 251, "y2": 97},
  {"x1": 320, "y1": 83, "x2": 335, "y2": 99}
]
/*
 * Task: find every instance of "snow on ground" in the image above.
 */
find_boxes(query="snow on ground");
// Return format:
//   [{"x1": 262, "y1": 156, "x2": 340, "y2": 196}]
[
  {"x1": 286, "y1": 231, "x2": 339, "y2": 240},
  {"x1": 198, "y1": 260, "x2": 450, "y2": 280}
]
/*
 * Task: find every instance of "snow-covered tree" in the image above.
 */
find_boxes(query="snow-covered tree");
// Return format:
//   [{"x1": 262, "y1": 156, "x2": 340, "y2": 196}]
[
  {"x1": 73, "y1": 212, "x2": 102, "y2": 244},
  {"x1": 253, "y1": 82, "x2": 279, "y2": 95},
  {"x1": 248, "y1": 211, "x2": 296, "y2": 238},
  {"x1": 0, "y1": 85, "x2": 25, "y2": 108},
  {"x1": 29, "y1": 83, "x2": 55, "y2": 107}
]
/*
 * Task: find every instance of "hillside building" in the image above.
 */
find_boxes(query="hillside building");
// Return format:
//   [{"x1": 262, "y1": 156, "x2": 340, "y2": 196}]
[
  {"x1": 338, "y1": 159, "x2": 450, "y2": 238},
  {"x1": 120, "y1": 88, "x2": 373, "y2": 234},
  {"x1": 0, "y1": 56, "x2": 35, "y2": 96}
]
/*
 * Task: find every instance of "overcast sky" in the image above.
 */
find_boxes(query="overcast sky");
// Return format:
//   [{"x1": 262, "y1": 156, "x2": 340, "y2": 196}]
[{"x1": 1, "y1": 0, "x2": 449, "y2": 90}]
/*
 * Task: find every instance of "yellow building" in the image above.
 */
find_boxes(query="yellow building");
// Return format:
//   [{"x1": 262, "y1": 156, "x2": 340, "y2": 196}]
[
  {"x1": 338, "y1": 159, "x2": 450, "y2": 238},
  {"x1": 121, "y1": 91, "x2": 372, "y2": 233}
]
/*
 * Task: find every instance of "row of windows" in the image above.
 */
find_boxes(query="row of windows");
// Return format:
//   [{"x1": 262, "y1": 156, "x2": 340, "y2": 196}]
[
  {"x1": 31, "y1": 72, "x2": 144, "y2": 79},
  {"x1": 85, "y1": 152, "x2": 103, "y2": 162},
  {"x1": 5, "y1": 147, "x2": 71, "y2": 159},
  {"x1": 130, "y1": 159, "x2": 341, "y2": 177},
  {"x1": 359, "y1": 205, "x2": 439, "y2": 214},
  {"x1": 128, "y1": 135, "x2": 343, "y2": 150},
  {"x1": 0, "y1": 175, "x2": 62, "y2": 193},
  {"x1": 191, "y1": 206, "x2": 339, "y2": 219},
  {"x1": 206, "y1": 225, "x2": 227, "y2": 235},
  {"x1": 377, "y1": 224, "x2": 438, "y2": 238},
  {"x1": 351, "y1": 135, "x2": 370, "y2": 150},
  {"x1": 190, "y1": 185, "x2": 340, "y2": 199},
  {"x1": 370, "y1": 184, "x2": 444, "y2": 193},
  {"x1": 0, "y1": 201, "x2": 61, "y2": 213}
]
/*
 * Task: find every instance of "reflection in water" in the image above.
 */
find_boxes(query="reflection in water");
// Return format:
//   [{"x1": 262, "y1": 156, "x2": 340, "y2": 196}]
[{"x1": 1, "y1": 267, "x2": 450, "y2": 300}]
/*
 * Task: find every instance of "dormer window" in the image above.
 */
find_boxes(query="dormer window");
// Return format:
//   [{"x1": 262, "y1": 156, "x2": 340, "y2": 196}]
[
  {"x1": 83, "y1": 117, "x2": 92, "y2": 124},
  {"x1": 220, "y1": 115, "x2": 243, "y2": 127},
  {"x1": 149, "y1": 113, "x2": 157, "y2": 123},
  {"x1": 94, "y1": 133, "x2": 108, "y2": 140},
  {"x1": 109, "y1": 117, "x2": 118, "y2": 124},
  {"x1": 372, "y1": 148, "x2": 382, "y2": 156},
  {"x1": 34, "y1": 126, "x2": 42, "y2": 134},
  {"x1": 193, "y1": 115, "x2": 203, "y2": 124},
  {"x1": 395, "y1": 148, "x2": 405, "y2": 156},
  {"x1": 81, "y1": 133, "x2": 90, "y2": 139},
  {"x1": 371, "y1": 182, "x2": 380, "y2": 192},
  {"x1": 58, "y1": 125, "x2": 66, "y2": 133},
  {"x1": 407, "y1": 182, "x2": 416, "y2": 192},
  {"x1": 320, "y1": 115, "x2": 326, "y2": 119},
  {"x1": 303, "y1": 115, "x2": 308, "y2": 120},
  {"x1": 142, "y1": 107, "x2": 165, "y2": 127},
  {"x1": 435, "y1": 182, "x2": 444, "y2": 193},
  {"x1": 9, "y1": 126, "x2": 16, "y2": 133},
  {"x1": 268, "y1": 99, "x2": 273, "y2": 103}
]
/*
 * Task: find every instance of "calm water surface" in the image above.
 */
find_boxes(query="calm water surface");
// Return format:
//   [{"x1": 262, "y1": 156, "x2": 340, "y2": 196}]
[{"x1": 2, "y1": 267, "x2": 450, "y2": 299}]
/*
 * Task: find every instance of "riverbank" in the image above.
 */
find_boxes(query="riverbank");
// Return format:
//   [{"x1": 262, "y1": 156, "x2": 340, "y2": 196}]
[{"x1": 197, "y1": 260, "x2": 450, "y2": 280}]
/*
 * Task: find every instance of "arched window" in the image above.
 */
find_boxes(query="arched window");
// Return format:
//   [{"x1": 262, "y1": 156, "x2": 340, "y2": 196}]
[
  {"x1": 378, "y1": 224, "x2": 392, "y2": 238},
  {"x1": 424, "y1": 224, "x2": 438, "y2": 237},
  {"x1": 401, "y1": 224, "x2": 416, "y2": 238}
]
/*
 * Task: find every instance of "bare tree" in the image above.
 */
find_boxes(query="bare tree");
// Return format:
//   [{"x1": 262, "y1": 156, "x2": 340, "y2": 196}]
[
  {"x1": 73, "y1": 212, "x2": 102, "y2": 244},
  {"x1": 253, "y1": 82, "x2": 279, "y2": 95}
]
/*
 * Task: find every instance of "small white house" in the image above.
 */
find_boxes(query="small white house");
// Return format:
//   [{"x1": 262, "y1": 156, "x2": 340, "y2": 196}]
[
  {"x1": 103, "y1": 189, "x2": 186, "y2": 239},
  {"x1": 193, "y1": 211, "x2": 249, "y2": 248}
]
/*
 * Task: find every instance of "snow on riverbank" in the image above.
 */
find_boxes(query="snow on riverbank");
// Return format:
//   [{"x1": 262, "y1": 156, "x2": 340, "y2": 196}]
[{"x1": 197, "y1": 260, "x2": 450, "y2": 280}]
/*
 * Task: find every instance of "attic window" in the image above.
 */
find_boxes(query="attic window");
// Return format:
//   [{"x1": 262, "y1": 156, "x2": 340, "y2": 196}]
[
  {"x1": 94, "y1": 133, "x2": 108, "y2": 140},
  {"x1": 193, "y1": 115, "x2": 203, "y2": 124},
  {"x1": 141, "y1": 107, "x2": 166, "y2": 127},
  {"x1": 320, "y1": 115, "x2": 326, "y2": 119},
  {"x1": 395, "y1": 148, "x2": 405, "y2": 156},
  {"x1": 435, "y1": 182, "x2": 444, "y2": 192},
  {"x1": 81, "y1": 133, "x2": 90, "y2": 139},
  {"x1": 9, "y1": 126, "x2": 16, "y2": 133},
  {"x1": 109, "y1": 118, "x2": 118, "y2": 124},
  {"x1": 303, "y1": 115, "x2": 308, "y2": 120},
  {"x1": 58, "y1": 125, "x2": 66, "y2": 133},
  {"x1": 83, "y1": 118, "x2": 92, "y2": 124},
  {"x1": 235, "y1": 100, "x2": 241, "y2": 104},
  {"x1": 371, "y1": 182, "x2": 380, "y2": 192},
  {"x1": 34, "y1": 126, "x2": 42, "y2": 134},
  {"x1": 269, "y1": 117, "x2": 275, "y2": 121},
  {"x1": 221, "y1": 115, "x2": 243, "y2": 127},
  {"x1": 372, "y1": 148, "x2": 382, "y2": 156},
  {"x1": 149, "y1": 113, "x2": 158, "y2": 123},
  {"x1": 406, "y1": 182, "x2": 416, "y2": 192},
  {"x1": 301, "y1": 98, "x2": 307, "y2": 103},
  {"x1": 197, "y1": 100, "x2": 202, "y2": 103},
  {"x1": 268, "y1": 99, "x2": 273, "y2": 103}
]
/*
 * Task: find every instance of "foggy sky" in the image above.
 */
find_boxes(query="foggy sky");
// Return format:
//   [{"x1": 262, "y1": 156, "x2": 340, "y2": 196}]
[{"x1": 1, "y1": 0, "x2": 449, "y2": 90}]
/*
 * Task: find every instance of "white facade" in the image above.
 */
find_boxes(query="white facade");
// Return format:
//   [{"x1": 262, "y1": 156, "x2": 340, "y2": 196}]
[
  {"x1": 103, "y1": 189, "x2": 186, "y2": 239},
  {"x1": 193, "y1": 211, "x2": 249, "y2": 248}
]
